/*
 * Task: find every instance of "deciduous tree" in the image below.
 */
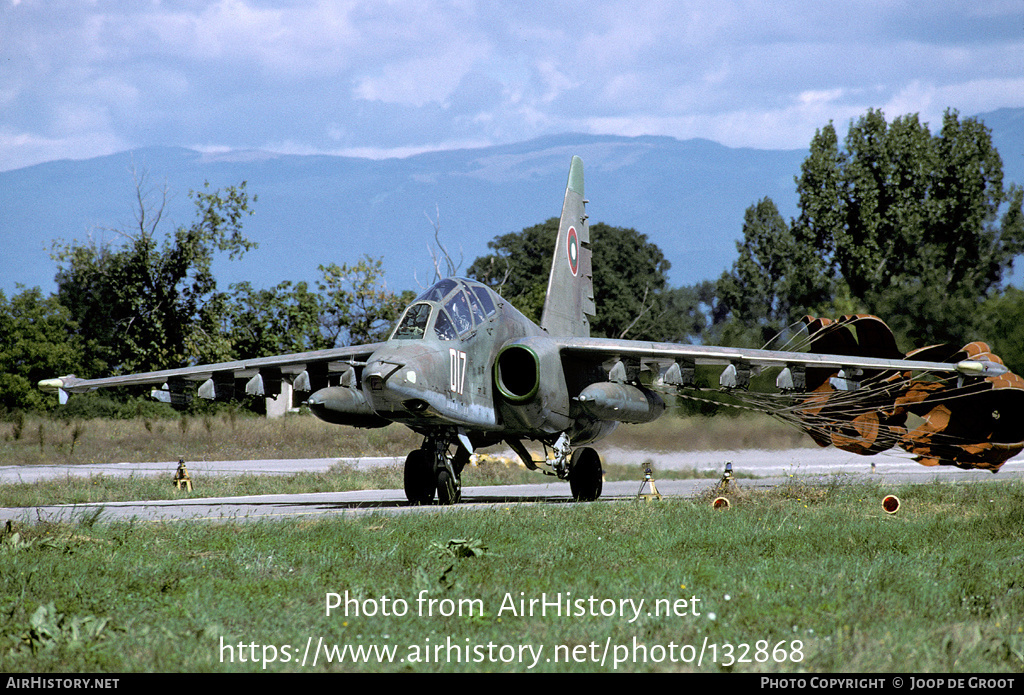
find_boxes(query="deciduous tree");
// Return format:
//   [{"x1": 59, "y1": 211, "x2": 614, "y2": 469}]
[
  {"x1": 793, "y1": 108, "x2": 1024, "y2": 346},
  {"x1": 0, "y1": 287, "x2": 83, "y2": 412},
  {"x1": 318, "y1": 256, "x2": 415, "y2": 346},
  {"x1": 467, "y1": 219, "x2": 701, "y2": 341},
  {"x1": 715, "y1": 109, "x2": 1024, "y2": 349},
  {"x1": 52, "y1": 173, "x2": 257, "y2": 374},
  {"x1": 224, "y1": 280, "x2": 327, "y2": 358}
]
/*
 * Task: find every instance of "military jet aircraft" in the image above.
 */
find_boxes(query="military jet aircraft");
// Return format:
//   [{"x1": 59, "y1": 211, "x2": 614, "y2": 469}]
[{"x1": 40, "y1": 156, "x2": 1024, "y2": 504}]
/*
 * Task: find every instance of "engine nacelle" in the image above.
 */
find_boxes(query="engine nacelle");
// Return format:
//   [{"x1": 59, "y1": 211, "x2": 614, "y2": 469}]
[
  {"x1": 577, "y1": 382, "x2": 665, "y2": 423},
  {"x1": 307, "y1": 386, "x2": 390, "y2": 428},
  {"x1": 493, "y1": 337, "x2": 572, "y2": 433}
]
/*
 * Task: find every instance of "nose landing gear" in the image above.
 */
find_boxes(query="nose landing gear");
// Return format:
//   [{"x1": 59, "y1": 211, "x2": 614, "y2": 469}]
[{"x1": 403, "y1": 431, "x2": 468, "y2": 505}]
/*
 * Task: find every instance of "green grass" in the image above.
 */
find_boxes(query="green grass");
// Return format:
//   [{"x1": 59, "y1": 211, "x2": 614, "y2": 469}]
[
  {"x1": 3, "y1": 411, "x2": 1020, "y2": 673},
  {"x1": 1, "y1": 479, "x2": 1022, "y2": 673},
  {"x1": 0, "y1": 460, "x2": 752, "y2": 508},
  {"x1": 0, "y1": 464, "x2": 400, "y2": 508},
  {"x1": 0, "y1": 410, "x2": 771, "y2": 508},
  {"x1": 0, "y1": 411, "x2": 423, "y2": 466},
  {"x1": 0, "y1": 410, "x2": 806, "y2": 468}
]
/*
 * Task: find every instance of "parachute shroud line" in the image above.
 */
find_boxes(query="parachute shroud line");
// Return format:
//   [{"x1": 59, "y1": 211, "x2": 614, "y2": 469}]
[{"x1": 671, "y1": 315, "x2": 1024, "y2": 472}]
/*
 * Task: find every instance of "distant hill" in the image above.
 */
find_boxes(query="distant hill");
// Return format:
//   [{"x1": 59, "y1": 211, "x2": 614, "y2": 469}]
[{"x1": 2, "y1": 108, "x2": 1021, "y2": 297}]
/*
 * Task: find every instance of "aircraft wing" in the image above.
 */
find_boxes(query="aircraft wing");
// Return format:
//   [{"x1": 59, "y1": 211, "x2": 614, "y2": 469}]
[
  {"x1": 38, "y1": 342, "x2": 387, "y2": 403},
  {"x1": 555, "y1": 336, "x2": 1001, "y2": 385},
  {"x1": 555, "y1": 328, "x2": 1024, "y2": 472}
]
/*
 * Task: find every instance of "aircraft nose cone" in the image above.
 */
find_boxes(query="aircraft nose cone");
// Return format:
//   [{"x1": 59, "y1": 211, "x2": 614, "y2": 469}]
[{"x1": 364, "y1": 347, "x2": 435, "y2": 415}]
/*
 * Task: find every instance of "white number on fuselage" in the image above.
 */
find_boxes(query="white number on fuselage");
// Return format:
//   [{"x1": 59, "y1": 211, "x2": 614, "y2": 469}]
[{"x1": 449, "y1": 348, "x2": 467, "y2": 395}]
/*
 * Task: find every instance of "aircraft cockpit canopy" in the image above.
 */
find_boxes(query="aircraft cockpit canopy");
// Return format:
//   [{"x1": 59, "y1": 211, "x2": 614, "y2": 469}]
[{"x1": 391, "y1": 278, "x2": 497, "y2": 341}]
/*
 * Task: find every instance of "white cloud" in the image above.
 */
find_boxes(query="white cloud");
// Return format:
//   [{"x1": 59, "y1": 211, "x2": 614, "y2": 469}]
[
  {"x1": 0, "y1": 128, "x2": 129, "y2": 172},
  {"x1": 884, "y1": 77, "x2": 1024, "y2": 131},
  {"x1": 2, "y1": 0, "x2": 1023, "y2": 170},
  {"x1": 353, "y1": 42, "x2": 490, "y2": 107}
]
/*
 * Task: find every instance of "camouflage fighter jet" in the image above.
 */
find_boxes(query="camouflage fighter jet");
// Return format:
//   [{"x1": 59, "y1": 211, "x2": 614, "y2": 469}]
[{"x1": 40, "y1": 156, "x2": 1024, "y2": 503}]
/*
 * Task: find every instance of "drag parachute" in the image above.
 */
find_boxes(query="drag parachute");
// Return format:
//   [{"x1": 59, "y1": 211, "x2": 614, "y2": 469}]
[{"x1": 704, "y1": 315, "x2": 1024, "y2": 472}]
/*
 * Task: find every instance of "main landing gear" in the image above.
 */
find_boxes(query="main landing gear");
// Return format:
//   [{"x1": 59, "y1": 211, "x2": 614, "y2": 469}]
[
  {"x1": 404, "y1": 431, "x2": 468, "y2": 505},
  {"x1": 508, "y1": 432, "x2": 604, "y2": 503},
  {"x1": 403, "y1": 430, "x2": 605, "y2": 505},
  {"x1": 567, "y1": 447, "x2": 603, "y2": 502}
]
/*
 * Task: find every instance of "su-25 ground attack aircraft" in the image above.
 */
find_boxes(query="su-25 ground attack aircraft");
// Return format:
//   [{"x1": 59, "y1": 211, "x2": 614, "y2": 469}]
[{"x1": 40, "y1": 156, "x2": 1024, "y2": 504}]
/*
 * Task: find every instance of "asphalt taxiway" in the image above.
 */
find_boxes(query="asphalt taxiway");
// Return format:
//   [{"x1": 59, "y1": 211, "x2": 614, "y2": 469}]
[{"x1": 1, "y1": 448, "x2": 1021, "y2": 524}]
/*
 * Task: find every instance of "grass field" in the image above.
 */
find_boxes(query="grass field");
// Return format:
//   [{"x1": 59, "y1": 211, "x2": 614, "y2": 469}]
[
  {"x1": 0, "y1": 409, "x2": 811, "y2": 468},
  {"x1": 0, "y1": 459, "x2": 754, "y2": 509},
  {"x1": 0, "y1": 410, "x2": 776, "y2": 508},
  {"x1": 1, "y1": 478, "x2": 1022, "y2": 673},
  {"x1": 2, "y1": 411, "x2": 1022, "y2": 673}
]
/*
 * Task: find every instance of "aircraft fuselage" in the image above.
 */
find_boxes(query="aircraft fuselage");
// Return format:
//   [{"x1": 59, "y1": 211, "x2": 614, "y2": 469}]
[{"x1": 356, "y1": 277, "x2": 584, "y2": 445}]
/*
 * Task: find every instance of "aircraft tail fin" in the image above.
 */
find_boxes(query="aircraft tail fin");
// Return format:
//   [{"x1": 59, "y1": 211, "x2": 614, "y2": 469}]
[{"x1": 541, "y1": 155, "x2": 596, "y2": 337}]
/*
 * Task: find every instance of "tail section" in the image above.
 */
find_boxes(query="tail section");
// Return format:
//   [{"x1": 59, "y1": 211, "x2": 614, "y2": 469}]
[{"x1": 541, "y1": 155, "x2": 596, "y2": 337}]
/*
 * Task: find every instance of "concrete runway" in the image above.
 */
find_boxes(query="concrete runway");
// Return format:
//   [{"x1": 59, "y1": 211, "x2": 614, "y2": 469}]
[{"x1": 1, "y1": 448, "x2": 1021, "y2": 524}]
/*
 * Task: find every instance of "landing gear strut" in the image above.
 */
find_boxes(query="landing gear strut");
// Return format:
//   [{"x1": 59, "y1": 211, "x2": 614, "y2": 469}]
[
  {"x1": 403, "y1": 431, "x2": 468, "y2": 505},
  {"x1": 433, "y1": 433, "x2": 463, "y2": 505},
  {"x1": 506, "y1": 433, "x2": 604, "y2": 502}
]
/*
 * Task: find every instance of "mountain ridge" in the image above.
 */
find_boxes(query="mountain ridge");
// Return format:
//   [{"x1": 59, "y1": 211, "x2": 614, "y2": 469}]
[{"x1": 2, "y1": 109, "x2": 1021, "y2": 297}]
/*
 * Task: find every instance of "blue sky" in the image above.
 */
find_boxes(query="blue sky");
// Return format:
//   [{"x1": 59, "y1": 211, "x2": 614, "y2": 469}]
[{"x1": 2, "y1": 0, "x2": 1023, "y2": 172}]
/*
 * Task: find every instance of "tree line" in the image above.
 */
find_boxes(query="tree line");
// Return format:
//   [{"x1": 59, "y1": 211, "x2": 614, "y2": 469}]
[
  {"x1": 714, "y1": 108, "x2": 1024, "y2": 352},
  {"x1": 1, "y1": 175, "x2": 413, "y2": 413},
  {"x1": 3, "y1": 108, "x2": 1022, "y2": 415}
]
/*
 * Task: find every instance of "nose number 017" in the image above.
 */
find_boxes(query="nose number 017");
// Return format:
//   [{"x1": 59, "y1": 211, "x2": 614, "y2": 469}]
[{"x1": 449, "y1": 348, "x2": 467, "y2": 395}]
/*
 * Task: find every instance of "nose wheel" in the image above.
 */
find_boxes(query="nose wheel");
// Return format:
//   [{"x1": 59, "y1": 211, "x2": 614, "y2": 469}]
[
  {"x1": 403, "y1": 433, "x2": 467, "y2": 505},
  {"x1": 403, "y1": 449, "x2": 435, "y2": 505},
  {"x1": 436, "y1": 468, "x2": 461, "y2": 505}
]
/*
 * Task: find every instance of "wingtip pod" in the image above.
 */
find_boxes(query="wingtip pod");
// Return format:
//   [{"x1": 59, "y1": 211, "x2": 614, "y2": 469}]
[
  {"x1": 38, "y1": 378, "x2": 65, "y2": 392},
  {"x1": 37, "y1": 377, "x2": 71, "y2": 405},
  {"x1": 39, "y1": 374, "x2": 86, "y2": 393},
  {"x1": 956, "y1": 359, "x2": 1010, "y2": 377}
]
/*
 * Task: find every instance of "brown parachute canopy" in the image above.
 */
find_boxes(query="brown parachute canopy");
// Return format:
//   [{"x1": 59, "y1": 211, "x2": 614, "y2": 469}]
[{"x1": 721, "y1": 315, "x2": 1024, "y2": 472}]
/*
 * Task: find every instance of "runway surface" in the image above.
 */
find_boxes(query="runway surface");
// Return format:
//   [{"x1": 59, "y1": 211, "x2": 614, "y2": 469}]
[{"x1": 1, "y1": 448, "x2": 1021, "y2": 524}]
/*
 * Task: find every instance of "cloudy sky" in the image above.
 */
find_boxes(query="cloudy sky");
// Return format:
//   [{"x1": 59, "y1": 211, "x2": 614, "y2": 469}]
[{"x1": 2, "y1": 0, "x2": 1023, "y2": 172}]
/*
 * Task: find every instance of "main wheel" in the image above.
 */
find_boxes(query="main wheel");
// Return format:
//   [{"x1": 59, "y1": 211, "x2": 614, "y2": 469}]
[
  {"x1": 436, "y1": 469, "x2": 462, "y2": 505},
  {"x1": 404, "y1": 449, "x2": 435, "y2": 505},
  {"x1": 568, "y1": 447, "x2": 603, "y2": 501}
]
